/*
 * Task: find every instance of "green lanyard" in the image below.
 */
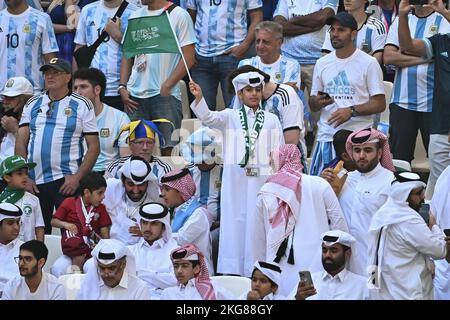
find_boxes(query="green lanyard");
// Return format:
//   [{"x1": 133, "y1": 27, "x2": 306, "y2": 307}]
[{"x1": 239, "y1": 105, "x2": 265, "y2": 168}]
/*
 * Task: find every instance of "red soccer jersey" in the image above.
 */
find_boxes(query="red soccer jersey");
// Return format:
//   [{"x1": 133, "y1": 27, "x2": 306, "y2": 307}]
[{"x1": 53, "y1": 196, "x2": 112, "y2": 236}]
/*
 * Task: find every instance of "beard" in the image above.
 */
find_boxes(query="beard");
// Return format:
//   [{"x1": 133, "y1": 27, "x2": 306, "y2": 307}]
[
  {"x1": 322, "y1": 254, "x2": 346, "y2": 274},
  {"x1": 20, "y1": 263, "x2": 39, "y2": 277}
]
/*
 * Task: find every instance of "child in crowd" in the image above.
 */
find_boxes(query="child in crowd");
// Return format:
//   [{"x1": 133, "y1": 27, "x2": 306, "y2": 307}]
[
  {"x1": 0, "y1": 155, "x2": 44, "y2": 242},
  {"x1": 51, "y1": 172, "x2": 111, "y2": 273},
  {"x1": 241, "y1": 261, "x2": 285, "y2": 300}
]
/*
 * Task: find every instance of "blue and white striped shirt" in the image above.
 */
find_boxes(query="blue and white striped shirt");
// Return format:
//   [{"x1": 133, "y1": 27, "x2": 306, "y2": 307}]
[
  {"x1": 74, "y1": 0, "x2": 138, "y2": 97},
  {"x1": 238, "y1": 55, "x2": 301, "y2": 88},
  {"x1": 0, "y1": 7, "x2": 58, "y2": 93},
  {"x1": 186, "y1": 0, "x2": 262, "y2": 56},
  {"x1": 386, "y1": 13, "x2": 450, "y2": 113},
  {"x1": 19, "y1": 92, "x2": 98, "y2": 184},
  {"x1": 322, "y1": 15, "x2": 387, "y2": 56},
  {"x1": 93, "y1": 104, "x2": 130, "y2": 172},
  {"x1": 274, "y1": 0, "x2": 338, "y2": 64}
]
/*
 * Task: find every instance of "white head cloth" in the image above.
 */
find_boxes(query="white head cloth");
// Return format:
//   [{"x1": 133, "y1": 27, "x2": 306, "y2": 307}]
[
  {"x1": 253, "y1": 261, "x2": 282, "y2": 287},
  {"x1": 77, "y1": 239, "x2": 136, "y2": 300},
  {"x1": 232, "y1": 72, "x2": 264, "y2": 95},
  {"x1": 139, "y1": 202, "x2": 172, "y2": 241},
  {"x1": 119, "y1": 156, "x2": 156, "y2": 185},
  {"x1": 320, "y1": 230, "x2": 356, "y2": 248},
  {"x1": 0, "y1": 202, "x2": 22, "y2": 221}
]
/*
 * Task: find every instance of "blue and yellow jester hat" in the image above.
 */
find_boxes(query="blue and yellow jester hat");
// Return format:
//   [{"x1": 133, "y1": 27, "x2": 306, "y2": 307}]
[{"x1": 114, "y1": 119, "x2": 172, "y2": 147}]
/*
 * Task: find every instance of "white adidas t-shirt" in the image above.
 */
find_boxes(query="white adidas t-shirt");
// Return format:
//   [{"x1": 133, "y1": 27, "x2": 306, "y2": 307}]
[{"x1": 311, "y1": 49, "x2": 384, "y2": 142}]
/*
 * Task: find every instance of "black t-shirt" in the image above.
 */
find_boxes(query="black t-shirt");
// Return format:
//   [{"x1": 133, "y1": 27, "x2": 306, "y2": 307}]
[{"x1": 428, "y1": 33, "x2": 450, "y2": 134}]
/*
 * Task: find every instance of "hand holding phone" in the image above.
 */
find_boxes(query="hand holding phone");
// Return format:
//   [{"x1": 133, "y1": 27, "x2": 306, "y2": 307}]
[
  {"x1": 318, "y1": 91, "x2": 331, "y2": 99},
  {"x1": 299, "y1": 271, "x2": 313, "y2": 287}
]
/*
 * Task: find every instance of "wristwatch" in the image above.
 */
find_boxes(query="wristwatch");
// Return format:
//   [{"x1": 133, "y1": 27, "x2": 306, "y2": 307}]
[
  {"x1": 117, "y1": 84, "x2": 127, "y2": 94},
  {"x1": 350, "y1": 106, "x2": 359, "y2": 117}
]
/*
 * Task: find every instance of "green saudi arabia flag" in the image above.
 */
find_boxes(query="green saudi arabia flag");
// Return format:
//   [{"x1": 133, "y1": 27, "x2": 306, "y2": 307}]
[{"x1": 122, "y1": 13, "x2": 179, "y2": 59}]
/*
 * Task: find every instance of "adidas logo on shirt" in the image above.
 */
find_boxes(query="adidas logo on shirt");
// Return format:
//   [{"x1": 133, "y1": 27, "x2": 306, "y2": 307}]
[
  {"x1": 326, "y1": 71, "x2": 356, "y2": 99},
  {"x1": 440, "y1": 51, "x2": 449, "y2": 58}
]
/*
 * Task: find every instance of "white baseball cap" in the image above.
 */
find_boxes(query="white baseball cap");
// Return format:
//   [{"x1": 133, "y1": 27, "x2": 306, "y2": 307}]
[{"x1": 1, "y1": 77, "x2": 33, "y2": 97}]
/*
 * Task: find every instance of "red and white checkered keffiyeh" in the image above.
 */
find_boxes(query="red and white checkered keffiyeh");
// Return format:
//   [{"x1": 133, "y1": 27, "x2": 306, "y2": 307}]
[
  {"x1": 171, "y1": 244, "x2": 216, "y2": 300},
  {"x1": 345, "y1": 128, "x2": 395, "y2": 172},
  {"x1": 161, "y1": 169, "x2": 196, "y2": 202},
  {"x1": 260, "y1": 144, "x2": 303, "y2": 251}
]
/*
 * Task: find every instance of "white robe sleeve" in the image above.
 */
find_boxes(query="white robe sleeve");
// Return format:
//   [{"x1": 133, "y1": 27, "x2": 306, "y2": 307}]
[
  {"x1": 190, "y1": 98, "x2": 229, "y2": 131},
  {"x1": 137, "y1": 269, "x2": 177, "y2": 291},
  {"x1": 176, "y1": 209, "x2": 210, "y2": 246},
  {"x1": 50, "y1": 283, "x2": 67, "y2": 300},
  {"x1": 250, "y1": 194, "x2": 271, "y2": 263},
  {"x1": 399, "y1": 221, "x2": 447, "y2": 259},
  {"x1": 322, "y1": 182, "x2": 349, "y2": 232}
]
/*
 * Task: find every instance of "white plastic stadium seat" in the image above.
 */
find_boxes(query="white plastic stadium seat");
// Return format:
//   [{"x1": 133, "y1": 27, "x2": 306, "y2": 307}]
[
  {"x1": 210, "y1": 275, "x2": 251, "y2": 299},
  {"x1": 43, "y1": 235, "x2": 63, "y2": 273},
  {"x1": 58, "y1": 273, "x2": 86, "y2": 300}
]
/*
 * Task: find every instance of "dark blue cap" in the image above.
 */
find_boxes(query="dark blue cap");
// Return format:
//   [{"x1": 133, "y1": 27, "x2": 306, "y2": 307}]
[{"x1": 326, "y1": 12, "x2": 358, "y2": 31}]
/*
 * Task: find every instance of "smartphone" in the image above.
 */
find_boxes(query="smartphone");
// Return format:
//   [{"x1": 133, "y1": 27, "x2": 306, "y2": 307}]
[
  {"x1": 418, "y1": 203, "x2": 430, "y2": 225},
  {"x1": 318, "y1": 91, "x2": 331, "y2": 99},
  {"x1": 409, "y1": 0, "x2": 428, "y2": 5},
  {"x1": 443, "y1": 229, "x2": 450, "y2": 236},
  {"x1": 299, "y1": 271, "x2": 313, "y2": 287}
]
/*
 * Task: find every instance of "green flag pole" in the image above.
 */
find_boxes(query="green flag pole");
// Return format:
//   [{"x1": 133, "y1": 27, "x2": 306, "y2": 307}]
[{"x1": 165, "y1": 10, "x2": 192, "y2": 81}]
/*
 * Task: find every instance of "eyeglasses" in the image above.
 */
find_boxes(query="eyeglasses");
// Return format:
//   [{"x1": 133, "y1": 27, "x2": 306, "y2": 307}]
[
  {"x1": 130, "y1": 140, "x2": 155, "y2": 147},
  {"x1": 14, "y1": 255, "x2": 34, "y2": 264}
]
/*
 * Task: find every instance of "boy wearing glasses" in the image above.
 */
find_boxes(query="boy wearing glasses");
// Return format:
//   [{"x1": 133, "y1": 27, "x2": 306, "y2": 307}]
[
  {"x1": 2, "y1": 240, "x2": 65, "y2": 300},
  {"x1": 0, "y1": 202, "x2": 23, "y2": 297}
]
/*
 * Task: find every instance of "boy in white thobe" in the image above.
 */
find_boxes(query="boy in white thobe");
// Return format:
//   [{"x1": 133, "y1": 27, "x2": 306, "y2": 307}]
[
  {"x1": 240, "y1": 261, "x2": 286, "y2": 300},
  {"x1": 128, "y1": 202, "x2": 178, "y2": 299},
  {"x1": 189, "y1": 72, "x2": 284, "y2": 276},
  {"x1": 0, "y1": 203, "x2": 24, "y2": 296},
  {"x1": 160, "y1": 168, "x2": 213, "y2": 274},
  {"x1": 160, "y1": 244, "x2": 231, "y2": 300}
]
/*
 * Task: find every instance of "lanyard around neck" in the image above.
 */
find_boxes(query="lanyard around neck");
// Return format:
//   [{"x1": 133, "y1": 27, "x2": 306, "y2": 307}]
[{"x1": 238, "y1": 105, "x2": 265, "y2": 168}]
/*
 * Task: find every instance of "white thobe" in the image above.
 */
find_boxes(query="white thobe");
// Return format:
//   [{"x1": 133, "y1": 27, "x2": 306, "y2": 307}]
[
  {"x1": 0, "y1": 238, "x2": 23, "y2": 294},
  {"x1": 431, "y1": 165, "x2": 450, "y2": 299},
  {"x1": 370, "y1": 222, "x2": 446, "y2": 300},
  {"x1": 238, "y1": 291, "x2": 287, "y2": 300},
  {"x1": 128, "y1": 237, "x2": 178, "y2": 299},
  {"x1": 15, "y1": 192, "x2": 45, "y2": 242},
  {"x1": 190, "y1": 98, "x2": 284, "y2": 276},
  {"x1": 288, "y1": 269, "x2": 368, "y2": 300},
  {"x1": 172, "y1": 205, "x2": 213, "y2": 274},
  {"x1": 78, "y1": 273, "x2": 150, "y2": 300},
  {"x1": 339, "y1": 164, "x2": 393, "y2": 275},
  {"x1": 104, "y1": 178, "x2": 161, "y2": 245},
  {"x1": 252, "y1": 175, "x2": 348, "y2": 296},
  {"x1": 160, "y1": 278, "x2": 232, "y2": 300},
  {"x1": 1, "y1": 272, "x2": 66, "y2": 300}
]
